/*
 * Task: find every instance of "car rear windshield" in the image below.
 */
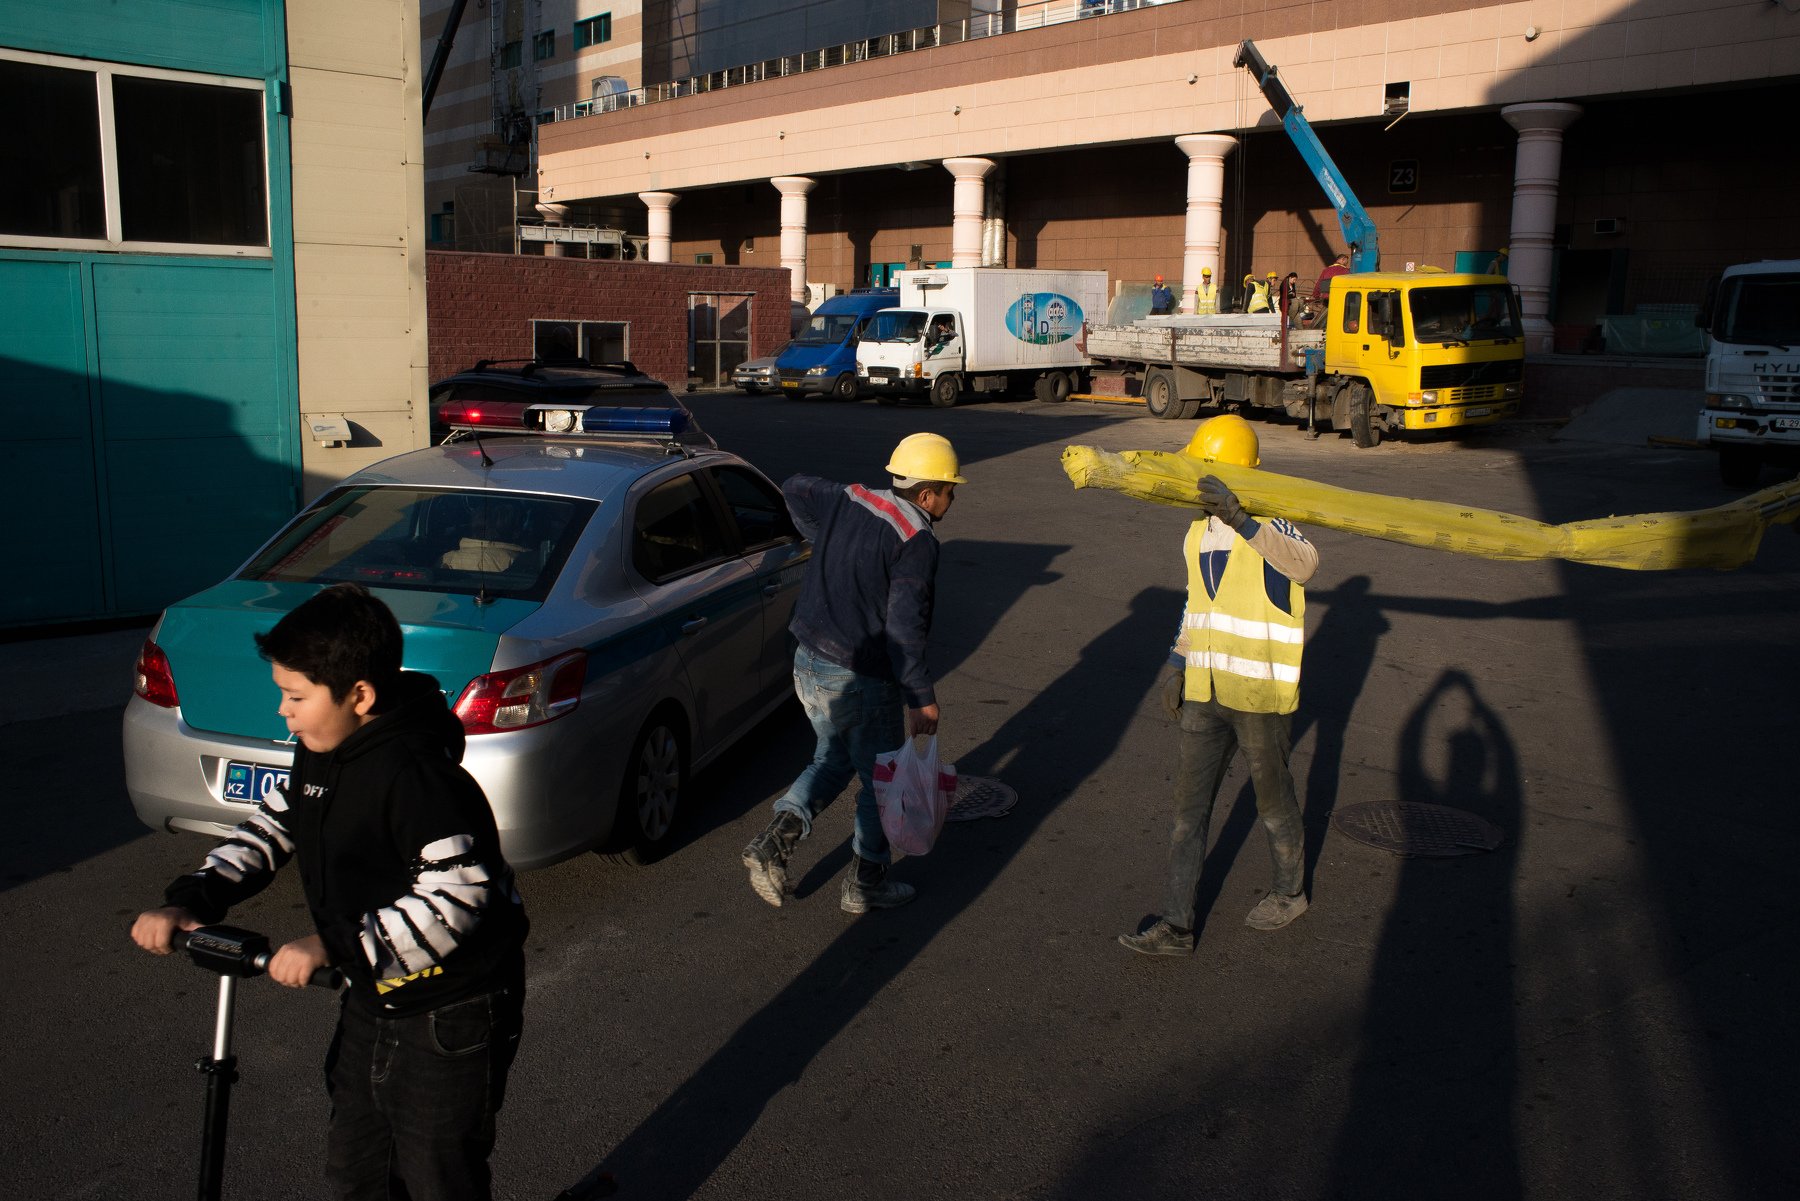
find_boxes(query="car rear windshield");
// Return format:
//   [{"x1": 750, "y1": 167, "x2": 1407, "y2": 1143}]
[{"x1": 240, "y1": 487, "x2": 597, "y2": 602}]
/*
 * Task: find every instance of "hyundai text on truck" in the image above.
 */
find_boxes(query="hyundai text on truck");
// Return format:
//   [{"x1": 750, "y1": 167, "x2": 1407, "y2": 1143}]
[
  {"x1": 856, "y1": 267, "x2": 1108, "y2": 406},
  {"x1": 775, "y1": 287, "x2": 896, "y2": 400},
  {"x1": 1695, "y1": 260, "x2": 1800, "y2": 486}
]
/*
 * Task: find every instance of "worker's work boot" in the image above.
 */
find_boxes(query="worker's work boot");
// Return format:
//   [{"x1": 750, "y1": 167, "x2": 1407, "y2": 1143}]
[
  {"x1": 840, "y1": 855, "x2": 915, "y2": 914},
  {"x1": 1245, "y1": 890, "x2": 1308, "y2": 931},
  {"x1": 741, "y1": 812, "x2": 805, "y2": 908},
  {"x1": 1118, "y1": 919, "x2": 1196, "y2": 957}
]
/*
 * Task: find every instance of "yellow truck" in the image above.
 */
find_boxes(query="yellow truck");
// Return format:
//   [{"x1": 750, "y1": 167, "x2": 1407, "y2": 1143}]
[{"x1": 1086, "y1": 271, "x2": 1524, "y2": 447}]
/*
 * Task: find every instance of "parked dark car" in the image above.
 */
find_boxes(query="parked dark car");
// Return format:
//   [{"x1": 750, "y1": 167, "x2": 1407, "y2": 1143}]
[{"x1": 428, "y1": 358, "x2": 711, "y2": 445}]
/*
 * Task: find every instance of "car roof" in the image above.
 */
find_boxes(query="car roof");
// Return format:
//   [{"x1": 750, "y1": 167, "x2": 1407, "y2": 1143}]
[{"x1": 342, "y1": 438, "x2": 744, "y2": 501}]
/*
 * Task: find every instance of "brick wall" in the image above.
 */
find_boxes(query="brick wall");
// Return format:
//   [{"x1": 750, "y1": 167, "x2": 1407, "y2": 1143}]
[{"x1": 425, "y1": 251, "x2": 793, "y2": 386}]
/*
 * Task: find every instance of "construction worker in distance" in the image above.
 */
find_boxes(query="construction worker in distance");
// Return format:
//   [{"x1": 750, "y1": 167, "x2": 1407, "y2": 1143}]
[
  {"x1": 1245, "y1": 272, "x2": 1272, "y2": 314},
  {"x1": 1120, "y1": 414, "x2": 1318, "y2": 956},
  {"x1": 743, "y1": 433, "x2": 965, "y2": 915},
  {"x1": 1195, "y1": 267, "x2": 1218, "y2": 316},
  {"x1": 1150, "y1": 274, "x2": 1175, "y2": 315},
  {"x1": 1487, "y1": 246, "x2": 1510, "y2": 276}
]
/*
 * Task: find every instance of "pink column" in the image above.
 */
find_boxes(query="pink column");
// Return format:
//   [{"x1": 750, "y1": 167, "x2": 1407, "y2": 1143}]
[
  {"x1": 1501, "y1": 103, "x2": 1582, "y2": 353},
  {"x1": 1175, "y1": 134, "x2": 1237, "y2": 314},
  {"x1": 943, "y1": 157, "x2": 996, "y2": 269},
  {"x1": 771, "y1": 176, "x2": 816, "y2": 303},
  {"x1": 638, "y1": 191, "x2": 679, "y2": 263}
]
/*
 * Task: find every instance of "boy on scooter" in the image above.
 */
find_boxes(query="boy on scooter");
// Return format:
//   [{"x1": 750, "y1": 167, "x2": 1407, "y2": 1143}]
[{"x1": 131, "y1": 583, "x2": 529, "y2": 1201}]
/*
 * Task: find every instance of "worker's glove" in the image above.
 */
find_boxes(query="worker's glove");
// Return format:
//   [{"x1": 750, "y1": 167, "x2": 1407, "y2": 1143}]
[
  {"x1": 1196, "y1": 475, "x2": 1248, "y2": 529},
  {"x1": 1157, "y1": 663, "x2": 1185, "y2": 720}
]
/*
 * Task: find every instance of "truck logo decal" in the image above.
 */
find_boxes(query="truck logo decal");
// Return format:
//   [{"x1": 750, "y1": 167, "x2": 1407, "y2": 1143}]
[{"x1": 1005, "y1": 292, "x2": 1084, "y2": 345}]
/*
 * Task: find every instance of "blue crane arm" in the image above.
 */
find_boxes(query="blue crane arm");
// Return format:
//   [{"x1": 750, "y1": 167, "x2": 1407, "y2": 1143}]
[{"x1": 1234, "y1": 39, "x2": 1381, "y2": 272}]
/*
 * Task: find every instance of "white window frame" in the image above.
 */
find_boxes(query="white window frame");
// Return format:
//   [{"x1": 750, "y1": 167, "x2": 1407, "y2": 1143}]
[{"x1": 0, "y1": 46, "x2": 272, "y2": 258}]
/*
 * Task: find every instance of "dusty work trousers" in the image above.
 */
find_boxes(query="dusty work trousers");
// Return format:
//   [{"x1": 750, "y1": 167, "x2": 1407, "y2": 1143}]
[{"x1": 1162, "y1": 697, "x2": 1305, "y2": 929}]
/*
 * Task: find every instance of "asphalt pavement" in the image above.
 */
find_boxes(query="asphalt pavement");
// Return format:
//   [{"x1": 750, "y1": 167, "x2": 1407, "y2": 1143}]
[{"x1": 4, "y1": 394, "x2": 1797, "y2": 1201}]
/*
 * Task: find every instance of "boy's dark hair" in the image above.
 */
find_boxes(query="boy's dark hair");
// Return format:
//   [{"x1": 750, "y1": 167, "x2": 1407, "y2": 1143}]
[{"x1": 254, "y1": 583, "x2": 403, "y2": 704}]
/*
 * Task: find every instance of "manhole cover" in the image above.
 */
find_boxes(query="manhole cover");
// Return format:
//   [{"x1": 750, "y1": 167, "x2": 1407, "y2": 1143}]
[
  {"x1": 1331, "y1": 801, "x2": 1503, "y2": 857},
  {"x1": 947, "y1": 775, "x2": 1017, "y2": 822}
]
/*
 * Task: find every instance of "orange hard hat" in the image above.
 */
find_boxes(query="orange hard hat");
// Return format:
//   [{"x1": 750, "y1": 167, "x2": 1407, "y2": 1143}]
[{"x1": 1154, "y1": 275, "x2": 1164, "y2": 283}]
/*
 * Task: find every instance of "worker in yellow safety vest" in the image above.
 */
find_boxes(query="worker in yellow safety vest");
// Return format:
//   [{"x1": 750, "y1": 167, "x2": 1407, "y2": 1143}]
[
  {"x1": 1120, "y1": 414, "x2": 1318, "y2": 956},
  {"x1": 1195, "y1": 267, "x2": 1218, "y2": 315},
  {"x1": 1244, "y1": 273, "x2": 1272, "y2": 313}
]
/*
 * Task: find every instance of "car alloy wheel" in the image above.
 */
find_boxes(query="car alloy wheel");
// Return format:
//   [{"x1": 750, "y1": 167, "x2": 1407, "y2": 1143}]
[{"x1": 613, "y1": 715, "x2": 685, "y2": 865}]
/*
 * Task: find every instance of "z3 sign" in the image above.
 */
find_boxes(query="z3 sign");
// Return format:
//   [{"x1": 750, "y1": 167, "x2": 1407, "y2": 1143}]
[{"x1": 1389, "y1": 160, "x2": 1419, "y2": 194}]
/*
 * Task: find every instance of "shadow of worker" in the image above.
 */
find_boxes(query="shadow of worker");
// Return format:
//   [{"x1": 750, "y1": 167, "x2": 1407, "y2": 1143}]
[
  {"x1": 557, "y1": 585, "x2": 1177, "y2": 1201},
  {"x1": 1325, "y1": 668, "x2": 1525, "y2": 1200}
]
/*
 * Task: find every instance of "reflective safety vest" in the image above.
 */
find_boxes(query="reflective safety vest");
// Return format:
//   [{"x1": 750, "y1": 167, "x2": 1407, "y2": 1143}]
[
  {"x1": 1245, "y1": 279, "x2": 1271, "y2": 313},
  {"x1": 1195, "y1": 282, "x2": 1218, "y2": 315},
  {"x1": 1178, "y1": 520, "x2": 1306, "y2": 714}
]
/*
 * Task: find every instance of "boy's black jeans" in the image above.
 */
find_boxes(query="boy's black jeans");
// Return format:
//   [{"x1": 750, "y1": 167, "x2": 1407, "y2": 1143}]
[{"x1": 323, "y1": 979, "x2": 525, "y2": 1201}]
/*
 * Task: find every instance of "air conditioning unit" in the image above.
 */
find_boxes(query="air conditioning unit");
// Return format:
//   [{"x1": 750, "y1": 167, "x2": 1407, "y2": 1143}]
[
  {"x1": 1594, "y1": 217, "x2": 1624, "y2": 236},
  {"x1": 805, "y1": 282, "x2": 840, "y2": 306}
]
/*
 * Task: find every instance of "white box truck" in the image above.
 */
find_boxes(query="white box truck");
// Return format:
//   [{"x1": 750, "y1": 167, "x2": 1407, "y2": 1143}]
[
  {"x1": 856, "y1": 267, "x2": 1109, "y2": 407},
  {"x1": 1696, "y1": 260, "x2": 1800, "y2": 486}
]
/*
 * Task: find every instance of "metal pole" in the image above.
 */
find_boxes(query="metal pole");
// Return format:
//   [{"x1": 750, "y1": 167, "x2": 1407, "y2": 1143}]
[
  {"x1": 422, "y1": 0, "x2": 472, "y2": 120},
  {"x1": 196, "y1": 974, "x2": 240, "y2": 1201}
]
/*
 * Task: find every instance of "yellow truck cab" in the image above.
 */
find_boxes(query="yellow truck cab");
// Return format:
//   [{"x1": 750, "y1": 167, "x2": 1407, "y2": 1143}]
[{"x1": 1323, "y1": 271, "x2": 1525, "y2": 438}]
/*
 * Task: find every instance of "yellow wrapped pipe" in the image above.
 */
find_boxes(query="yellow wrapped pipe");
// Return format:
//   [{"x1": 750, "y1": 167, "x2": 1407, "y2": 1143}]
[{"x1": 1060, "y1": 445, "x2": 1800, "y2": 571}]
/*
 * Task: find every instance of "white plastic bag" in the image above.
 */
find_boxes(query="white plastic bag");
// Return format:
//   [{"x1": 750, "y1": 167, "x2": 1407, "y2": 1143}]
[{"x1": 873, "y1": 735, "x2": 957, "y2": 857}]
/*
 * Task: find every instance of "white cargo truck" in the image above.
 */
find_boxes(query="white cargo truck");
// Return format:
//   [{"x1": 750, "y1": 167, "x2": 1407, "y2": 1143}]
[
  {"x1": 1696, "y1": 260, "x2": 1800, "y2": 486},
  {"x1": 856, "y1": 267, "x2": 1109, "y2": 407}
]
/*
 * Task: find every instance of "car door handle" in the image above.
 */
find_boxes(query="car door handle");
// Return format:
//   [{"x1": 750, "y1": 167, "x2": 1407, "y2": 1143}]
[
  {"x1": 680, "y1": 617, "x2": 708, "y2": 636},
  {"x1": 762, "y1": 581, "x2": 781, "y2": 596}
]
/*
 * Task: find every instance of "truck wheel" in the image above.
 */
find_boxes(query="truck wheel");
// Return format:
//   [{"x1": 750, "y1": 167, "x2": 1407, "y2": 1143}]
[
  {"x1": 1718, "y1": 446, "x2": 1762, "y2": 488},
  {"x1": 1176, "y1": 398, "x2": 1203, "y2": 419},
  {"x1": 1040, "y1": 371, "x2": 1072, "y2": 403},
  {"x1": 1347, "y1": 381, "x2": 1381, "y2": 448},
  {"x1": 1144, "y1": 369, "x2": 1180, "y2": 419},
  {"x1": 930, "y1": 373, "x2": 960, "y2": 408},
  {"x1": 831, "y1": 372, "x2": 858, "y2": 401}
]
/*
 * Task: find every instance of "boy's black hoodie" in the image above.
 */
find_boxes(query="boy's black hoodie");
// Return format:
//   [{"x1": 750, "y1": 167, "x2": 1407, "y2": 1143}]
[{"x1": 165, "y1": 672, "x2": 527, "y2": 1017}]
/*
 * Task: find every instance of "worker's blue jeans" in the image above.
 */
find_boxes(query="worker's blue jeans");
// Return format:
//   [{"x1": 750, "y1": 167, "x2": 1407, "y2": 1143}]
[
  {"x1": 774, "y1": 644, "x2": 905, "y2": 865},
  {"x1": 1162, "y1": 697, "x2": 1305, "y2": 929}
]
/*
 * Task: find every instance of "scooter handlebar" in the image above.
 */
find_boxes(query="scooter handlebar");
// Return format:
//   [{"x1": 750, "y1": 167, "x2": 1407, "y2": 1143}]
[{"x1": 174, "y1": 926, "x2": 345, "y2": 990}]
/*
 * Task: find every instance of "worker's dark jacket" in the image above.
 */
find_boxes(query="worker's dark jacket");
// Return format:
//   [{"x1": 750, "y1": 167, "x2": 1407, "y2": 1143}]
[
  {"x1": 782, "y1": 475, "x2": 939, "y2": 708},
  {"x1": 164, "y1": 672, "x2": 527, "y2": 1017}
]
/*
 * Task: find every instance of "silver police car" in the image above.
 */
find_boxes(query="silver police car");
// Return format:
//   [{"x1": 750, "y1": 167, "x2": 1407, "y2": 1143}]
[{"x1": 124, "y1": 405, "x2": 808, "y2": 868}]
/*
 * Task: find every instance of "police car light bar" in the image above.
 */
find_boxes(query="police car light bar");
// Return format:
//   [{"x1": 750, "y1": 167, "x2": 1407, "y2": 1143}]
[
  {"x1": 438, "y1": 400, "x2": 529, "y2": 430},
  {"x1": 580, "y1": 407, "x2": 690, "y2": 435}
]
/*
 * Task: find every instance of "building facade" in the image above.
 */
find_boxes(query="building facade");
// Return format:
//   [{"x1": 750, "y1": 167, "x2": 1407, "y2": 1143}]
[
  {"x1": 2, "y1": 0, "x2": 430, "y2": 627},
  {"x1": 524, "y1": 0, "x2": 1799, "y2": 351}
]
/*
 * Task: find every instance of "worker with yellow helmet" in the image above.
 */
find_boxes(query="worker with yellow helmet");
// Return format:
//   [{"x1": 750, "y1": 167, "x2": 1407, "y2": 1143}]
[
  {"x1": 744, "y1": 432, "x2": 966, "y2": 915},
  {"x1": 1195, "y1": 266, "x2": 1218, "y2": 315},
  {"x1": 1244, "y1": 272, "x2": 1272, "y2": 314},
  {"x1": 1120, "y1": 414, "x2": 1318, "y2": 955}
]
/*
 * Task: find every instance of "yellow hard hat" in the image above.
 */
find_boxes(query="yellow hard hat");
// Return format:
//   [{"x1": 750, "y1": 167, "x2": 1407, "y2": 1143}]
[
  {"x1": 1201, "y1": 266, "x2": 1212, "y2": 276},
  {"x1": 1267, "y1": 271, "x2": 1278, "y2": 279},
  {"x1": 1183, "y1": 414, "x2": 1260, "y2": 468},
  {"x1": 1498, "y1": 246, "x2": 1509, "y2": 255},
  {"x1": 886, "y1": 432, "x2": 967, "y2": 484}
]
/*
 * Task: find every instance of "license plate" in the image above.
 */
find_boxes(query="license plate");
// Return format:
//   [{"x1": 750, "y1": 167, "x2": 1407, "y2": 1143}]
[
  {"x1": 780, "y1": 380, "x2": 799, "y2": 389},
  {"x1": 1774, "y1": 417, "x2": 1800, "y2": 431},
  {"x1": 1464, "y1": 407, "x2": 1492, "y2": 418},
  {"x1": 222, "y1": 760, "x2": 289, "y2": 805},
  {"x1": 869, "y1": 377, "x2": 888, "y2": 386}
]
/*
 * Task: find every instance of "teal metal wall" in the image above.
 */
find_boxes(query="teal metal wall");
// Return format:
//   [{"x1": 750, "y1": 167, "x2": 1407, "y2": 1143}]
[{"x1": 0, "y1": 0, "x2": 299, "y2": 627}]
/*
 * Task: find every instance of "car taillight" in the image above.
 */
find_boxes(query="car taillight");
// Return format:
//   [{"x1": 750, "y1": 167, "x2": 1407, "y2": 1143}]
[
  {"x1": 438, "y1": 400, "x2": 529, "y2": 430},
  {"x1": 452, "y1": 651, "x2": 586, "y2": 735},
  {"x1": 134, "y1": 640, "x2": 178, "y2": 708}
]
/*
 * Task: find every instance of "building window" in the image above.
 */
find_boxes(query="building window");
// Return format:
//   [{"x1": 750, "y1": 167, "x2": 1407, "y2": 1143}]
[
  {"x1": 533, "y1": 30, "x2": 555, "y2": 60},
  {"x1": 694, "y1": 253, "x2": 713, "y2": 264},
  {"x1": 533, "y1": 319, "x2": 628, "y2": 364},
  {"x1": 498, "y1": 40, "x2": 522, "y2": 69},
  {"x1": 0, "y1": 48, "x2": 268, "y2": 254},
  {"x1": 574, "y1": 14, "x2": 612, "y2": 50}
]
